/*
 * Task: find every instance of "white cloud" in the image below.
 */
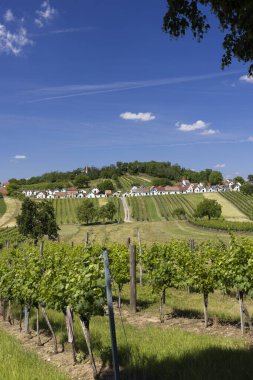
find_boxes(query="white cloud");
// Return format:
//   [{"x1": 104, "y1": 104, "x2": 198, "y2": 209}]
[
  {"x1": 0, "y1": 24, "x2": 32, "y2": 56},
  {"x1": 214, "y1": 163, "x2": 226, "y2": 168},
  {"x1": 176, "y1": 120, "x2": 209, "y2": 132},
  {"x1": 35, "y1": 0, "x2": 57, "y2": 28},
  {"x1": 4, "y1": 9, "x2": 15, "y2": 22},
  {"x1": 14, "y1": 155, "x2": 26, "y2": 160},
  {"x1": 240, "y1": 75, "x2": 253, "y2": 84},
  {"x1": 201, "y1": 129, "x2": 219, "y2": 135},
  {"x1": 120, "y1": 112, "x2": 155, "y2": 122},
  {"x1": 248, "y1": 136, "x2": 253, "y2": 142}
]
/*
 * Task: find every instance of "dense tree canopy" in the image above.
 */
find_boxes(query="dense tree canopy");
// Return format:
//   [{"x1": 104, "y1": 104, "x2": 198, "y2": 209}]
[
  {"x1": 194, "y1": 198, "x2": 222, "y2": 220},
  {"x1": 209, "y1": 171, "x2": 223, "y2": 185},
  {"x1": 163, "y1": 0, "x2": 253, "y2": 74},
  {"x1": 17, "y1": 198, "x2": 59, "y2": 242}
]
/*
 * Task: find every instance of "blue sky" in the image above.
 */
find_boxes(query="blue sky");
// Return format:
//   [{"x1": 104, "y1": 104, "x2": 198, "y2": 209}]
[{"x1": 0, "y1": 0, "x2": 252, "y2": 182}]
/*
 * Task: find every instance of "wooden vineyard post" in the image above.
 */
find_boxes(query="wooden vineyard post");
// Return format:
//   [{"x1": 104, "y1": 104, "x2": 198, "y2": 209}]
[
  {"x1": 103, "y1": 249, "x2": 120, "y2": 380},
  {"x1": 85, "y1": 232, "x2": 89, "y2": 247},
  {"x1": 188, "y1": 239, "x2": 195, "y2": 294},
  {"x1": 126, "y1": 237, "x2": 131, "y2": 248},
  {"x1": 138, "y1": 231, "x2": 143, "y2": 286},
  {"x1": 130, "y1": 244, "x2": 137, "y2": 313}
]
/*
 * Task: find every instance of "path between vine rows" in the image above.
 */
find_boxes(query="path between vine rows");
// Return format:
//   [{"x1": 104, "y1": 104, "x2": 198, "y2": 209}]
[
  {"x1": 0, "y1": 305, "x2": 252, "y2": 380},
  {"x1": 0, "y1": 197, "x2": 21, "y2": 228},
  {"x1": 0, "y1": 318, "x2": 113, "y2": 380},
  {"x1": 116, "y1": 308, "x2": 253, "y2": 343}
]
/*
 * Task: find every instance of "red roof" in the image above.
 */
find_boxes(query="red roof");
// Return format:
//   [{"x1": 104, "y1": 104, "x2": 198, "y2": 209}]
[{"x1": 0, "y1": 189, "x2": 8, "y2": 195}]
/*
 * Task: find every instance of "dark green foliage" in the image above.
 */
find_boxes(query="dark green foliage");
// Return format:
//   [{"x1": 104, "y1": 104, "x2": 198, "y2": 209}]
[
  {"x1": 163, "y1": 0, "x2": 253, "y2": 74},
  {"x1": 209, "y1": 171, "x2": 223, "y2": 186},
  {"x1": 76, "y1": 199, "x2": 98, "y2": 225},
  {"x1": 194, "y1": 198, "x2": 222, "y2": 220},
  {"x1": 16, "y1": 198, "x2": 59, "y2": 242},
  {"x1": 190, "y1": 219, "x2": 253, "y2": 232},
  {"x1": 233, "y1": 176, "x2": 245, "y2": 185},
  {"x1": 173, "y1": 207, "x2": 186, "y2": 219},
  {"x1": 73, "y1": 174, "x2": 89, "y2": 188},
  {"x1": 97, "y1": 180, "x2": 114, "y2": 192},
  {"x1": 241, "y1": 183, "x2": 253, "y2": 195}
]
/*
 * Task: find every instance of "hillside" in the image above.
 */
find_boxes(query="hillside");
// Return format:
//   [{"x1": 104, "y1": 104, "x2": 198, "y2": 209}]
[{"x1": 220, "y1": 192, "x2": 253, "y2": 220}]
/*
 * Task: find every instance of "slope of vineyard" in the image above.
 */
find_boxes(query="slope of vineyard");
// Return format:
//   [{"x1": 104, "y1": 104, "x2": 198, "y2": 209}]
[
  {"x1": 0, "y1": 197, "x2": 6, "y2": 217},
  {"x1": 53, "y1": 197, "x2": 124, "y2": 224},
  {"x1": 204, "y1": 192, "x2": 250, "y2": 221},
  {"x1": 127, "y1": 194, "x2": 204, "y2": 222},
  {"x1": 220, "y1": 192, "x2": 253, "y2": 220}
]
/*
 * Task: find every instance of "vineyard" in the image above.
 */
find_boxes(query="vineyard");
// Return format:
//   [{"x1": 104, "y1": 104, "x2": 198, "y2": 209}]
[
  {"x1": 0, "y1": 227, "x2": 24, "y2": 248},
  {"x1": 0, "y1": 197, "x2": 6, "y2": 217},
  {"x1": 52, "y1": 198, "x2": 124, "y2": 224},
  {"x1": 221, "y1": 192, "x2": 253, "y2": 220},
  {"x1": 1, "y1": 236, "x2": 253, "y2": 379},
  {"x1": 127, "y1": 194, "x2": 204, "y2": 222}
]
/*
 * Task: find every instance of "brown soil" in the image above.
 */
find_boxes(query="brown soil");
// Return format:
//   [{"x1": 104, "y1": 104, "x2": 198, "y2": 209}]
[{"x1": 117, "y1": 308, "x2": 253, "y2": 343}]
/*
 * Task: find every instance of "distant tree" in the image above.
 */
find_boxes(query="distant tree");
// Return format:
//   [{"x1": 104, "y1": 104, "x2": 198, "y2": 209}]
[
  {"x1": 77, "y1": 199, "x2": 98, "y2": 225},
  {"x1": 99, "y1": 201, "x2": 116, "y2": 223},
  {"x1": 97, "y1": 180, "x2": 114, "y2": 192},
  {"x1": 241, "y1": 183, "x2": 253, "y2": 195},
  {"x1": 248, "y1": 175, "x2": 253, "y2": 182},
  {"x1": 209, "y1": 171, "x2": 223, "y2": 185},
  {"x1": 163, "y1": 0, "x2": 253, "y2": 74},
  {"x1": 73, "y1": 175, "x2": 89, "y2": 188},
  {"x1": 152, "y1": 178, "x2": 172, "y2": 186},
  {"x1": 194, "y1": 199, "x2": 222, "y2": 220},
  {"x1": 233, "y1": 176, "x2": 245, "y2": 185},
  {"x1": 17, "y1": 198, "x2": 59, "y2": 243},
  {"x1": 173, "y1": 207, "x2": 186, "y2": 219}
]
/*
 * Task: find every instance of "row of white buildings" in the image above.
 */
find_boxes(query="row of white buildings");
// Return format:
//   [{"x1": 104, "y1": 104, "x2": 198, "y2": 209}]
[{"x1": 22, "y1": 179, "x2": 241, "y2": 200}]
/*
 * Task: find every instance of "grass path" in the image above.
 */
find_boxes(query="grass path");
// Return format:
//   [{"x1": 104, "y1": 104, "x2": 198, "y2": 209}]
[
  {"x1": 0, "y1": 197, "x2": 21, "y2": 228},
  {"x1": 203, "y1": 193, "x2": 250, "y2": 222},
  {"x1": 0, "y1": 326, "x2": 69, "y2": 380}
]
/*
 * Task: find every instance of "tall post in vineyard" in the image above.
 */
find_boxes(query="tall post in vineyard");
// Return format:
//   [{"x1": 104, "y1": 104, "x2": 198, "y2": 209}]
[
  {"x1": 130, "y1": 244, "x2": 137, "y2": 313},
  {"x1": 103, "y1": 249, "x2": 120, "y2": 380},
  {"x1": 85, "y1": 232, "x2": 89, "y2": 247},
  {"x1": 138, "y1": 231, "x2": 143, "y2": 286}
]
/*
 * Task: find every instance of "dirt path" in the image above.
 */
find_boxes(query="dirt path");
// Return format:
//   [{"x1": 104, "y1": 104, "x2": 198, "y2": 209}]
[
  {"x1": 203, "y1": 193, "x2": 250, "y2": 222},
  {"x1": 121, "y1": 197, "x2": 131, "y2": 223},
  {"x1": 0, "y1": 197, "x2": 21, "y2": 228}
]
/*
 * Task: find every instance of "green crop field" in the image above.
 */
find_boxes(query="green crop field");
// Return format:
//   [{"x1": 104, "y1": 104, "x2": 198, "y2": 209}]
[
  {"x1": 53, "y1": 197, "x2": 124, "y2": 224},
  {"x1": 220, "y1": 192, "x2": 253, "y2": 220},
  {"x1": 127, "y1": 194, "x2": 204, "y2": 222},
  {"x1": 0, "y1": 197, "x2": 6, "y2": 217}
]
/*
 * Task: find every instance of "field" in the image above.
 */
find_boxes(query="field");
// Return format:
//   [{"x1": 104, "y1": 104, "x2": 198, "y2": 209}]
[
  {"x1": 53, "y1": 197, "x2": 124, "y2": 224},
  {"x1": 220, "y1": 192, "x2": 253, "y2": 220},
  {"x1": 203, "y1": 192, "x2": 250, "y2": 221},
  {"x1": 127, "y1": 194, "x2": 204, "y2": 222},
  {"x1": 59, "y1": 220, "x2": 235, "y2": 245}
]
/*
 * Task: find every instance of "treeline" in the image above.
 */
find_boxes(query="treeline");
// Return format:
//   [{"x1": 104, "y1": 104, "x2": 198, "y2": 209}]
[{"x1": 8, "y1": 161, "x2": 227, "y2": 188}]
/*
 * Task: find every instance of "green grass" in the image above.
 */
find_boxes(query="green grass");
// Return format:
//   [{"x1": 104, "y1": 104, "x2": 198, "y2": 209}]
[
  {"x1": 0, "y1": 328, "x2": 69, "y2": 380},
  {"x1": 221, "y1": 192, "x2": 253, "y2": 220},
  {"x1": 0, "y1": 197, "x2": 6, "y2": 217},
  {"x1": 59, "y1": 220, "x2": 238, "y2": 246},
  {"x1": 25, "y1": 284, "x2": 253, "y2": 380},
  {"x1": 190, "y1": 218, "x2": 253, "y2": 232},
  {"x1": 127, "y1": 194, "x2": 204, "y2": 222},
  {"x1": 53, "y1": 198, "x2": 124, "y2": 225}
]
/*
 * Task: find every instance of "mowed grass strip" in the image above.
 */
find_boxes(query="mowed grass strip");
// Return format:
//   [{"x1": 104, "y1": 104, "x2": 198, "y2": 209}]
[
  {"x1": 0, "y1": 328, "x2": 69, "y2": 380},
  {"x1": 203, "y1": 192, "x2": 250, "y2": 221},
  {"x1": 220, "y1": 192, "x2": 253, "y2": 220}
]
